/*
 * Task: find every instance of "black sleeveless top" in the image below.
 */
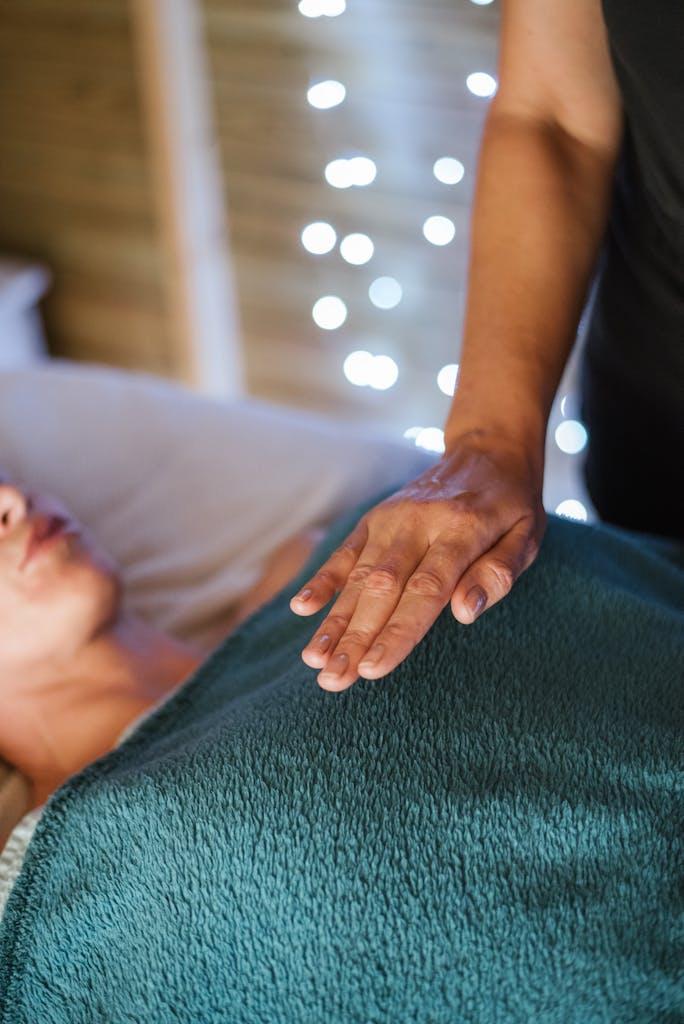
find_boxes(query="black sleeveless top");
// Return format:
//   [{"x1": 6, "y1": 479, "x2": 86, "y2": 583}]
[{"x1": 579, "y1": 0, "x2": 684, "y2": 538}]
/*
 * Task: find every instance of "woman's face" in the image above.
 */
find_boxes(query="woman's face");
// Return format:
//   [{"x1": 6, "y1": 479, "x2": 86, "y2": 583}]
[{"x1": 0, "y1": 474, "x2": 121, "y2": 672}]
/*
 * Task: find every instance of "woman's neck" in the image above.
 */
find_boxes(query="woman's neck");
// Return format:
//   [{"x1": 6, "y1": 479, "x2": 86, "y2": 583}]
[{"x1": 0, "y1": 615, "x2": 201, "y2": 809}]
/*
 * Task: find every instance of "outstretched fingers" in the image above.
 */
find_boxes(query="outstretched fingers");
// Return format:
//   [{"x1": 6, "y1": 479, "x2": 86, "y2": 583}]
[
  {"x1": 291, "y1": 508, "x2": 543, "y2": 693},
  {"x1": 300, "y1": 534, "x2": 426, "y2": 677},
  {"x1": 289, "y1": 521, "x2": 368, "y2": 616},
  {"x1": 318, "y1": 532, "x2": 483, "y2": 690}
]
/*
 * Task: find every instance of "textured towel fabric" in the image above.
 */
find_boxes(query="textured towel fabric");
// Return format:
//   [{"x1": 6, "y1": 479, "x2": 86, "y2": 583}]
[{"x1": 0, "y1": 505, "x2": 682, "y2": 1024}]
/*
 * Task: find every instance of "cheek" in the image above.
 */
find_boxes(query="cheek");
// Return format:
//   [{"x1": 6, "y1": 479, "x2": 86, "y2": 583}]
[{"x1": 0, "y1": 559, "x2": 121, "y2": 667}]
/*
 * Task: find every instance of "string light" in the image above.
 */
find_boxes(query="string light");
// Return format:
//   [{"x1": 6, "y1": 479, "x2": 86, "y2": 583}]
[
  {"x1": 301, "y1": 222, "x2": 337, "y2": 254},
  {"x1": 466, "y1": 72, "x2": 498, "y2": 98},
  {"x1": 555, "y1": 499, "x2": 588, "y2": 522},
  {"x1": 325, "y1": 156, "x2": 377, "y2": 189},
  {"x1": 325, "y1": 159, "x2": 354, "y2": 189},
  {"x1": 433, "y1": 157, "x2": 465, "y2": 185},
  {"x1": 343, "y1": 351, "x2": 399, "y2": 390},
  {"x1": 415, "y1": 427, "x2": 446, "y2": 453},
  {"x1": 555, "y1": 420, "x2": 588, "y2": 454},
  {"x1": 423, "y1": 216, "x2": 456, "y2": 246},
  {"x1": 307, "y1": 80, "x2": 346, "y2": 109},
  {"x1": 437, "y1": 363, "x2": 459, "y2": 396},
  {"x1": 340, "y1": 233, "x2": 374, "y2": 265},
  {"x1": 312, "y1": 295, "x2": 347, "y2": 330},
  {"x1": 348, "y1": 156, "x2": 377, "y2": 185},
  {"x1": 343, "y1": 350, "x2": 374, "y2": 385},
  {"x1": 369, "y1": 277, "x2": 403, "y2": 309},
  {"x1": 368, "y1": 355, "x2": 399, "y2": 390},
  {"x1": 298, "y1": 0, "x2": 346, "y2": 17}
]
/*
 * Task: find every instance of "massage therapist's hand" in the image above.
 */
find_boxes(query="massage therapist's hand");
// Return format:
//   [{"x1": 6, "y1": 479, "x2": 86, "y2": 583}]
[{"x1": 290, "y1": 432, "x2": 546, "y2": 691}]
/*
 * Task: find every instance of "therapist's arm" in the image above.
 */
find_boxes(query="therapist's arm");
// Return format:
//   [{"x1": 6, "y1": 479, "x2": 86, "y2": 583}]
[{"x1": 291, "y1": 0, "x2": 623, "y2": 692}]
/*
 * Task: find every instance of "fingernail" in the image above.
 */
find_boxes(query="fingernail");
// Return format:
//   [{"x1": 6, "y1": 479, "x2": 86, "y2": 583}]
[
  {"x1": 466, "y1": 585, "x2": 487, "y2": 620},
  {"x1": 295, "y1": 588, "x2": 313, "y2": 603},
  {"x1": 312, "y1": 633, "x2": 332, "y2": 654},
  {"x1": 319, "y1": 653, "x2": 348, "y2": 678},
  {"x1": 359, "y1": 644, "x2": 384, "y2": 667}
]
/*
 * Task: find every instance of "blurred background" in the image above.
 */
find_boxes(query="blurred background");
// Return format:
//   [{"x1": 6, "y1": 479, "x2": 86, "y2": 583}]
[{"x1": 0, "y1": 0, "x2": 591, "y2": 519}]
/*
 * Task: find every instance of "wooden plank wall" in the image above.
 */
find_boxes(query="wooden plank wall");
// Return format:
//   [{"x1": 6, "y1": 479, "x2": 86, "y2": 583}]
[
  {"x1": 0, "y1": 0, "x2": 174, "y2": 375},
  {"x1": 0, "y1": 0, "x2": 499, "y2": 433}
]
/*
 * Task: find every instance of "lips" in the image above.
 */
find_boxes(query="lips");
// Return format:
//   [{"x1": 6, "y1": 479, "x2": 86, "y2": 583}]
[{"x1": 22, "y1": 514, "x2": 70, "y2": 569}]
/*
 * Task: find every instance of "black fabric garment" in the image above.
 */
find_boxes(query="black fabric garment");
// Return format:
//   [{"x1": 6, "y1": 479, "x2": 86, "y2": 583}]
[{"x1": 580, "y1": 0, "x2": 684, "y2": 538}]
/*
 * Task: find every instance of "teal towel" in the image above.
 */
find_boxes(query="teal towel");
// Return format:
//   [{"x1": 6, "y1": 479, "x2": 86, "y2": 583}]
[{"x1": 0, "y1": 505, "x2": 682, "y2": 1023}]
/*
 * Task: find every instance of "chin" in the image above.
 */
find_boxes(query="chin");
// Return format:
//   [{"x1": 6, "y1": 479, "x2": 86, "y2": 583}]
[
  {"x1": 44, "y1": 554, "x2": 123, "y2": 660},
  {"x1": 77, "y1": 560, "x2": 122, "y2": 641}
]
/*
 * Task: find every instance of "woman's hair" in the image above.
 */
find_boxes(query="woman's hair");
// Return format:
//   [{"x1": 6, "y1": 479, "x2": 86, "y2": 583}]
[{"x1": 0, "y1": 759, "x2": 33, "y2": 850}]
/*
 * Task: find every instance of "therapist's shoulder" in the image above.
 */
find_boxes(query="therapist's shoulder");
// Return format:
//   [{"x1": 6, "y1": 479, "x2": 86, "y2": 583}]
[{"x1": 494, "y1": 0, "x2": 623, "y2": 158}]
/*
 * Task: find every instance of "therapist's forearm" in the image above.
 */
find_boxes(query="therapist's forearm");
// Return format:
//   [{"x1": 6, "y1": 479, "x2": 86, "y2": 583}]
[{"x1": 446, "y1": 105, "x2": 621, "y2": 455}]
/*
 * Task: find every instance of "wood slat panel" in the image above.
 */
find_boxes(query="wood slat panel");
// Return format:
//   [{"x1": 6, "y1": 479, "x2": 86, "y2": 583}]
[
  {"x1": 0, "y1": 24, "x2": 134, "y2": 68},
  {"x1": 0, "y1": 0, "x2": 180, "y2": 378},
  {"x1": 44, "y1": 281, "x2": 172, "y2": 374},
  {"x1": 0, "y1": 144, "x2": 153, "y2": 217},
  {"x1": 0, "y1": 73, "x2": 141, "y2": 124},
  {"x1": 0, "y1": 198, "x2": 165, "y2": 289},
  {"x1": 0, "y1": 100, "x2": 145, "y2": 159},
  {"x1": 0, "y1": 0, "x2": 130, "y2": 21}
]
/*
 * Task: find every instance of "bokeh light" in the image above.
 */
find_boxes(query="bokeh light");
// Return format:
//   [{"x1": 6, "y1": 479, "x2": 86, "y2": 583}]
[
  {"x1": 555, "y1": 499, "x2": 588, "y2": 522},
  {"x1": 369, "y1": 276, "x2": 403, "y2": 309},
  {"x1": 312, "y1": 295, "x2": 347, "y2": 329},
  {"x1": 348, "y1": 156, "x2": 377, "y2": 186},
  {"x1": 343, "y1": 350, "x2": 374, "y2": 386},
  {"x1": 437, "y1": 363, "x2": 459, "y2": 396},
  {"x1": 301, "y1": 221, "x2": 337, "y2": 254},
  {"x1": 343, "y1": 351, "x2": 399, "y2": 390},
  {"x1": 340, "y1": 233, "x2": 374, "y2": 265},
  {"x1": 307, "y1": 80, "x2": 346, "y2": 109},
  {"x1": 415, "y1": 427, "x2": 446, "y2": 453},
  {"x1": 368, "y1": 354, "x2": 399, "y2": 390},
  {"x1": 299, "y1": 0, "x2": 346, "y2": 16},
  {"x1": 466, "y1": 72, "x2": 498, "y2": 98},
  {"x1": 555, "y1": 420, "x2": 588, "y2": 454},
  {"x1": 433, "y1": 157, "x2": 465, "y2": 185},
  {"x1": 324, "y1": 156, "x2": 377, "y2": 189},
  {"x1": 423, "y1": 215, "x2": 456, "y2": 246},
  {"x1": 325, "y1": 159, "x2": 354, "y2": 189}
]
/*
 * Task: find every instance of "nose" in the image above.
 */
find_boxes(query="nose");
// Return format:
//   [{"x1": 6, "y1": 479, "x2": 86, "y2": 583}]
[{"x1": 0, "y1": 484, "x2": 29, "y2": 533}]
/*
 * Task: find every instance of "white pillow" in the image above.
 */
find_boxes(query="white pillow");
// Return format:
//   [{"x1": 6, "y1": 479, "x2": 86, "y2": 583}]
[{"x1": 0, "y1": 362, "x2": 434, "y2": 649}]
